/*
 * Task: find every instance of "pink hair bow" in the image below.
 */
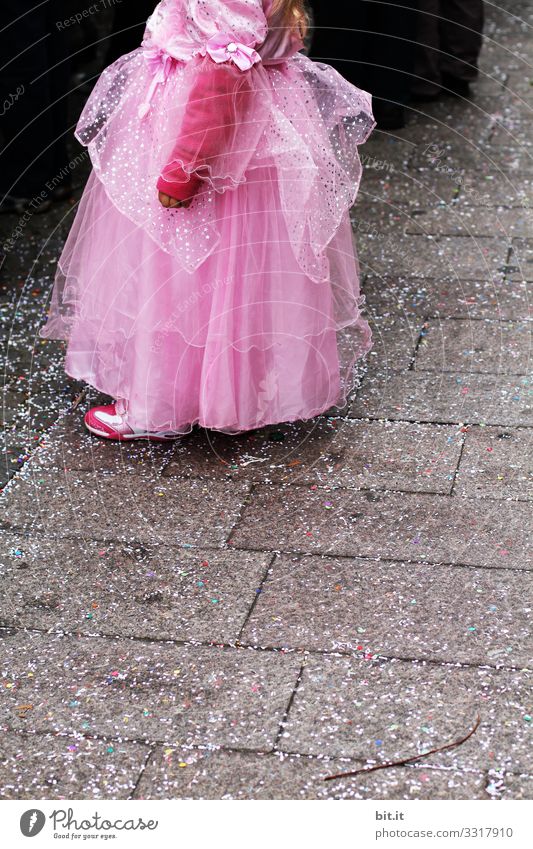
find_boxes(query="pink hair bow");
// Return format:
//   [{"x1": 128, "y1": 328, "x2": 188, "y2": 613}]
[
  {"x1": 205, "y1": 32, "x2": 261, "y2": 71},
  {"x1": 138, "y1": 46, "x2": 175, "y2": 119}
]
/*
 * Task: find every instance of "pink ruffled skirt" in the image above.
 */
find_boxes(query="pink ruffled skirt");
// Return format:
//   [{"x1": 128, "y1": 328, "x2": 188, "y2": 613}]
[{"x1": 41, "y1": 51, "x2": 374, "y2": 433}]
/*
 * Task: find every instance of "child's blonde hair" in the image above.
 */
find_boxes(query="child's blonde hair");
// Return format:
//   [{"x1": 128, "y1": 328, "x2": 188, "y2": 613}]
[{"x1": 271, "y1": 0, "x2": 309, "y2": 39}]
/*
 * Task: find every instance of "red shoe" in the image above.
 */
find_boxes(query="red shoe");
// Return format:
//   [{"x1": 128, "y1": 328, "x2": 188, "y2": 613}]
[{"x1": 84, "y1": 404, "x2": 178, "y2": 442}]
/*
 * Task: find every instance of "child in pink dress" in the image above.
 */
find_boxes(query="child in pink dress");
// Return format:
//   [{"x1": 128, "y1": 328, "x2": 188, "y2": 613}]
[{"x1": 41, "y1": 0, "x2": 374, "y2": 440}]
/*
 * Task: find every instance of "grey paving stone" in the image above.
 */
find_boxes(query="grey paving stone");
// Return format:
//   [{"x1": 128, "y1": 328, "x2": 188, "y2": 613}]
[
  {"x1": 404, "y1": 207, "x2": 533, "y2": 239},
  {"x1": 0, "y1": 631, "x2": 300, "y2": 749},
  {"x1": 162, "y1": 418, "x2": 336, "y2": 484},
  {"x1": 359, "y1": 168, "x2": 461, "y2": 207},
  {"x1": 363, "y1": 316, "x2": 422, "y2": 370},
  {"x1": 485, "y1": 1, "x2": 533, "y2": 37},
  {"x1": 1, "y1": 337, "x2": 67, "y2": 383},
  {"x1": 358, "y1": 235, "x2": 507, "y2": 280},
  {"x1": 230, "y1": 486, "x2": 532, "y2": 569},
  {"x1": 242, "y1": 554, "x2": 533, "y2": 667},
  {"x1": 32, "y1": 413, "x2": 176, "y2": 474},
  {"x1": 1, "y1": 436, "x2": 31, "y2": 491},
  {"x1": 0, "y1": 732, "x2": 150, "y2": 800},
  {"x1": 510, "y1": 238, "x2": 533, "y2": 281},
  {"x1": 280, "y1": 657, "x2": 532, "y2": 773},
  {"x1": 300, "y1": 420, "x2": 462, "y2": 494},
  {"x1": 362, "y1": 275, "x2": 436, "y2": 320},
  {"x1": 360, "y1": 132, "x2": 415, "y2": 171},
  {"x1": 500, "y1": 773, "x2": 533, "y2": 800},
  {"x1": 363, "y1": 275, "x2": 532, "y2": 321},
  {"x1": 351, "y1": 198, "x2": 410, "y2": 238},
  {"x1": 415, "y1": 319, "x2": 531, "y2": 375},
  {"x1": 162, "y1": 420, "x2": 461, "y2": 494},
  {"x1": 490, "y1": 122, "x2": 533, "y2": 147},
  {"x1": 458, "y1": 173, "x2": 533, "y2": 208},
  {"x1": 455, "y1": 426, "x2": 532, "y2": 500},
  {"x1": 2, "y1": 469, "x2": 250, "y2": 547},
  {"x1": 0, "y1": 534, "x2": 270, "y2": 642},
  {"x1": 417, "y1": 122, "x2": 488, "y2": 153},
  {"x1": 2, "y1": 385, "x2": 76, "y2": 437},
  {"x1": 410, "y1": 141, "x2": 533, "y2": 177},
  {"x1": 429, "y1": 98, "x2": 502, "y2": 134},
  {"x1": 349, "y1": 371, "x2": 532, "y2": 426},
  {"x1": 134, "y1": 747, "x2": 487, "y2": 800},
  {"x1": 504, "y1": 71, "x2": 533, "y2": 100}
]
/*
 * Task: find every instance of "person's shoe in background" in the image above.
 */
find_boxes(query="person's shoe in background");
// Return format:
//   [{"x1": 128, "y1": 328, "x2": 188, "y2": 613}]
[{"x1": 441, "y1": 72, "x2": 472, "y2": 98}]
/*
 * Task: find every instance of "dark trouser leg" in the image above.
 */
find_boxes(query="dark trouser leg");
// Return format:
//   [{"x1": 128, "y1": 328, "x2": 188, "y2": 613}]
[
  {"x1": 412, "y1": 0, "x2": 443, "y2": 97},
  {"x1": 440, "y1": 0, "x2": 484, "y2": 83},
  {"x1": 363, "y1": 0, "x2": 418, "y2": 108},
  {"x1": 309, "y1": 0, "x2": 366, "y2": 86},
  {"x1": 310, "y1": 0, "x2": 418, "y2": 128},
  {"x1": 310, "y1": 0, "x2": 417, "y2": 100}
]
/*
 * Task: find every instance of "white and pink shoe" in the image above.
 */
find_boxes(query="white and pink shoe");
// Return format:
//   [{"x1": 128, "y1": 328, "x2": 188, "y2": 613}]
[{"x1": 84, "y1": 403, "x2": 178, "y2": 442}]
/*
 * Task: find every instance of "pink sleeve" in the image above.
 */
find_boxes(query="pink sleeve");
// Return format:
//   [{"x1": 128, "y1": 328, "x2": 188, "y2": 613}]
[{"x1": 157, "y1": 56, "x2": 254, "y2": 201}]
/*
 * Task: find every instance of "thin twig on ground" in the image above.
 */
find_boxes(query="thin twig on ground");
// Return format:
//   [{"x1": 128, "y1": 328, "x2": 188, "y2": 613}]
[{"x1": 324, "y1": 714, "x2": 481, "y2": 782}]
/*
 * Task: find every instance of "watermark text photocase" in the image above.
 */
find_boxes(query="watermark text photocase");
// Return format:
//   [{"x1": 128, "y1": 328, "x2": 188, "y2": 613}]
[{"x1": 1, "y1": 84, "x2": 25, "y2": 117}]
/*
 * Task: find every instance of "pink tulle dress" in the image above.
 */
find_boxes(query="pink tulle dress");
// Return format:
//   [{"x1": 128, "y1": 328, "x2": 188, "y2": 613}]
[{"x1": 41, "y1": 0, "x2": 375, "y2": 434}]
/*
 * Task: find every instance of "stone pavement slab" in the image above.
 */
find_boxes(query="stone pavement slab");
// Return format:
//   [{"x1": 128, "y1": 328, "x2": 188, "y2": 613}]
[
  {"x1": 503, "y1": 76, "x2": 533, "y2": 102},
  {"x1": 299, "y1": 420, "x2": 462, "y2": 494},
  {"x1": 162, "y1": 418, "x2": 336, "y2": 484},
  {"x1": 32, "y1": 413, "x2": 176, "y2": 475},
  {"x1": 230, "y1": 486, "x2": 532, "y2": 569},
  {"x1": 0, "y1": 630, "x2": 300, "y2": 749},
  {"x1": 415, "y1": 319, "x2": 531, "y2": 375},
  {"x1": 349, "y1": 372, "x2": 532, "y2": 427},
  {"x1": 364, "y1": 274, "x2": 532, "y2": 322},
  {"x1": 501, "y1": 774, "x2": 533, "y2": 800},
  {"x1": 404, "y1": 207, "x2": 533, "y2": 239},
  {"x1": 490, "y1": 121, "x2": 533, "y2": 147},
  {"x1": 359, "y1": 235, "x2": 507, "y2": 281},
  {"x1": 364, "y1": 316, "x2": 422, "y2": 370},
  {"x1": 358, "y1": 131, "x2": 414, "y2": 170},
  {"x1": 280, "y1": 657, "x2": 532, "y2": 773},
  {"x1": 409, "y1": 141, "x2": 533, "y2": 177},
  {"x1": 363, "y1": 275, "x2": 437, "y2": 319},
  {"x1": 510, "y1": 238, "x2": 533, "y2": 281},
  {"x1": 0, "y1": 534, "x2": 270, "y2": 643},
  {"x1": 134, "y1": 747, "x2": 488, "y2": 800},
  {"x1": 0, "y1": 732, "x2": 150, "y2": 800},
  {"x1": 457, "y1": 172, "x2": 533, "y2": 208},
  {"x1": 398, "y1": 119, "x2": 486, "y2": 149},
  {"x1": 360, "y1": 168, "x2": 462, "y2": 206},
  {"x1": 2, "y1": 470, "x2": 250, "y2": 547},
  {"x1": 411, "y1": 90, "x2": 507, "y2": 139},
  {"x1": 162, "y1": 420, "x2": 461, "y2": 494},
  {"x1": 351, "y1": 197, "x2": 410, "y2": 238},
  {"x1": 455, "y1": 426, "x2": 532, "y2": 500},
  {"x1": 242, "y1": 554, "x2": 533, "y2": 667}
]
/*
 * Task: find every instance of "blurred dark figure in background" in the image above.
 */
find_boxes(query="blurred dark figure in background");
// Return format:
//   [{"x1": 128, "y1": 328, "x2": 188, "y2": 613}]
[
  {"x1": 105, "y1": 0, "x2": 157, "y2": 64},
  {"x1": 412, "y1": 1, "x2": 484, "y2": 100},
  {"x1": 0, "y1": 0, "x2": 73, "y2": 213},
  {"x1": 310, "y1": 0, "x2": 419, "y2": 130},
  {"x1": 68, "y1": 0, "x2": 100, "y2": 79}
]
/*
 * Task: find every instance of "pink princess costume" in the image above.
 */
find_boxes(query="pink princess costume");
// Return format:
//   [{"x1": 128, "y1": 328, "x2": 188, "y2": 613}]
[{"x1": 41, "y1": 0, "x2": 375, "y2": 437}]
